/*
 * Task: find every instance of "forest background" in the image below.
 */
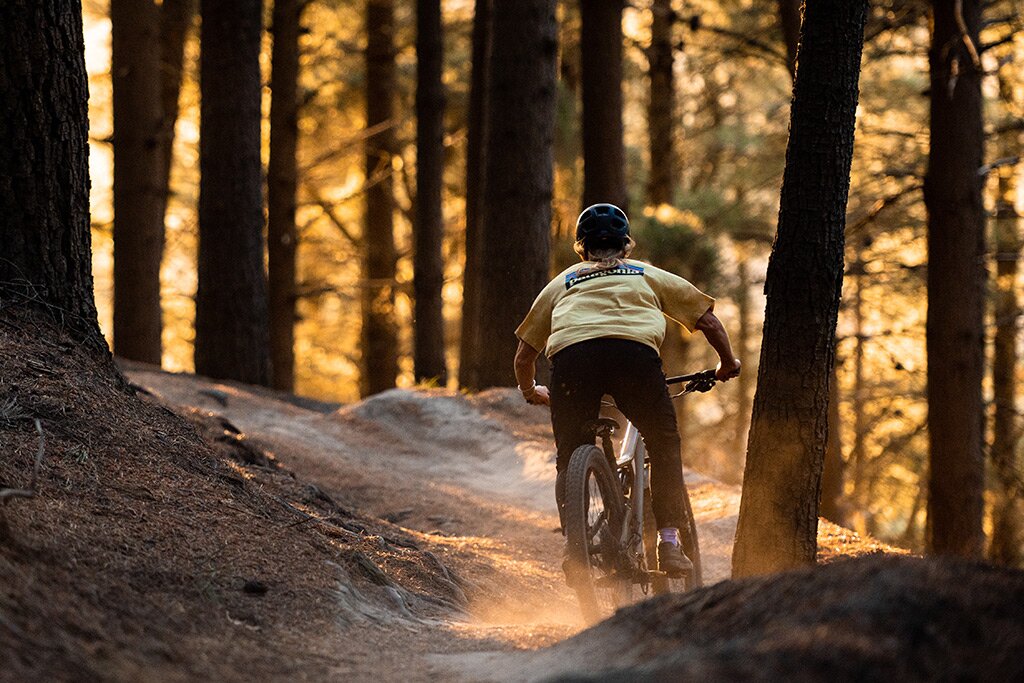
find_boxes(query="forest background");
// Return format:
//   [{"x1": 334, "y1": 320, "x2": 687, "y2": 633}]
[{"x1": 78, "y1": 0, "x2": 1022, "y2": 560}]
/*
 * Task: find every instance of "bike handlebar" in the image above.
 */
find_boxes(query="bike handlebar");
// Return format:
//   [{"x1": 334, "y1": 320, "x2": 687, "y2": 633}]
[
  {"x1": 666, "y1": 368, "x2": 718, "y2": 396},
  {"x1": 665, "y1": 368, "x2": 717, "y2": 385}
]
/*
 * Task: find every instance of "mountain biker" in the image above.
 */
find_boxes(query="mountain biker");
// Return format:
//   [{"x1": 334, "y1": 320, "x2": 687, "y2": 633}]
[{"x1": 513, "y1": 203, "x2": 741, "y2": 578}]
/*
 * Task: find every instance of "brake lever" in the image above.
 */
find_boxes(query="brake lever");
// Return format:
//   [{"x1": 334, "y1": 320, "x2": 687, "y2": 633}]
[
  {"x1": 685, "y1": 377, "x2": 715, "y2": 393},
  {"x1": 684, "y1": 369, "x2": 718, "y2": 393}
]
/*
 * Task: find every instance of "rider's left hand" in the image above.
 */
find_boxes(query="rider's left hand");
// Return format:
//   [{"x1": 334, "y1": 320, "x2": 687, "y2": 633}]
[
  {"x1": 526, "y1": 385, "x2": 550, "y2": 406},
  {"x1": 716, "y1": 358, "x2": 741, "y2": 382}
]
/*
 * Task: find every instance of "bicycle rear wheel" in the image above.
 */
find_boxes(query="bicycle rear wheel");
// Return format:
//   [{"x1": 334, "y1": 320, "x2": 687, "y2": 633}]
[{"x1": 563, "y1": 444, "x2": 631, "y2": 623}]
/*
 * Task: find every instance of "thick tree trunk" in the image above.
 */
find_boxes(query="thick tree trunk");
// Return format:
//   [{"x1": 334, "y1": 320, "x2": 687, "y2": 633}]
[
  {"x1": 157, "y1": 0, "x2": 194, "y2": 222},
  {"x1": 111, "y1": 0, "x2": 165, "y2": 364},
  {"x1": 776, "y1": 0, "x2": 801, "y2": 78},
  {"x1": 268, "y1": 0, "x2": 302, "y2": 392},
  {"x1": 0, "y1": 1, "x2": 102, "y2": 347},
  {"x1": 475, "y1": 0, "x2": 558, "y2": 389},
  {"x1": 989, "y1": 74, "x2": 1021, "y2": 566},
  {"x1": 923, "y1": 0, "x2": 986, "y2": 559},
  {"x1": 413, "y1": 0, "x2": 448, "y2": 385},
  {"x1": 195, "y1": 0, "x2": 272, "y2": 386},
  {"x1": 646, "y1": 0, "x2": 677, "y2": 207},
  {"x1": 458, "y1": 0, "x2": 492, "y2": 391},
  {"x1": 732, "y1": 0, "x2": 866, "y2": 578},
  {"x1": 362, "y1": 0, "x2": 399, "y2": 396},
  {"x1": 580, "y1": 0, "x2": 626, "y2": 209}
]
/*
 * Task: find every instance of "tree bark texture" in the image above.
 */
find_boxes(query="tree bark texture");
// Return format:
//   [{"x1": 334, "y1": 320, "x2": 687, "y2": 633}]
[
  {"x1": 646, "y1": 0, "x2": 677, "y2": 206},
  {"x1": 475, "y1": 0, "x2": 558, "y2": 389},
  {"x1": 195, "y1": 0, "x2": 272, "y2": 386},
  {"x1": 268, "y1": 0, "x2": 302, "y2": 392},
  {"x1": 413, "y1": 0, "x2": 448, "y2": 385},
  {"x1": 776, "y1": 0, "x2": 801, "y2": 79},
  {"x1": 111, "y1": 0, "x2": 165, "y2": 364},
  {"x1": 580, "y1": 0, "x2": 627, "y2": 209},
  {"x1": 989, "y1": 74, "x2": 1021, "y2": 566},
  {"x1": 731, "y1": 0, "x2": 866, "y2": 578},
  {"x1": 0, "y1": 1, "x2": 102, "y2": 346},
  {"x1": 362, "y1": 0, "x2": 399, "y2": 396},
  {"x1": 157, "y1": 0, "x2": 194, "y2": 223},
  {"x1": 458, "y1": 0, "x2": 492, "y2": 390},
  {"x1": 923, "y1": 0, "x2": 986, "y2": 559}
]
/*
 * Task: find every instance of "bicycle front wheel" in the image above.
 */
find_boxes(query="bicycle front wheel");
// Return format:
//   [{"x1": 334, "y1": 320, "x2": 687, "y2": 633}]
[{"x1": 563, "y1": 444, "x2": 631, "y2": 623}]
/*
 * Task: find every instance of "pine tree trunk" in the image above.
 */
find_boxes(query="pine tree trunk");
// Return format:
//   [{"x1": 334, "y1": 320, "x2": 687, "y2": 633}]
[
  {"x1": 195, "y1": 0, "x2": 272, "y2": 386},
  {"x1": 268, "y1": 0, "x2": 302, "y2": 392},
  {"x1": 458, "y1": 0, "x2": 492, "y2": 390},
  {"x1": 157, "y1": 0, "x2": 194, "y2": 223},
  {"x1": 475, "y1": 0, "x2": 558, "y2": 389},
  {"x1": 732, "y1": 0, "x2": 866, "y2": 578},
  {"x1": 362, "y1": 0, "x2": 399, "y2": 396},
  {"x1": 646, "y1": 0, "x2": 676, "y2": 207},
  {"x1": 989, "y1": 73, "x2": 1021, "y2": 566},
  {"x1": 776, "y1": 0, "x2": 801, "y2": 78},
  {"x1": 923, "y1": 0, "x2": 986, "y2": 559},
  {"x1": 413, "y1": 0, "x2": 448, "y2": 385},
  {"x1": 111, "y1": 0, "x2": 165, "y2": 364},
  {"x1": 580, "y1": 0, "x2": 626, "y2": 209},
  {"x1": 0, "y1": 1, "x2": 102, "y2": 347}
]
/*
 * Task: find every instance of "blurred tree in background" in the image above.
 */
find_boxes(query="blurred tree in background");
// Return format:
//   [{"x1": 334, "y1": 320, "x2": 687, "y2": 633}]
[
  {"x1": 110, "y1": 0, "x2": 164, "y2": 364},
  {"x1": 194, "y1": 0, "x2": 272, "y2": 385}
]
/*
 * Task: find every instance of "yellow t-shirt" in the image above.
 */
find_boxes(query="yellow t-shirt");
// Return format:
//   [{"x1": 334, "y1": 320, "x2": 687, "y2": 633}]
[{"x1": 515, "y1": 259, "x2": 715, "y2": 358}]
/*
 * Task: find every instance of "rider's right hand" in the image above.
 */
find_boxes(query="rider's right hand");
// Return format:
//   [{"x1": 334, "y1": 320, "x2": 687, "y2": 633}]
[{"x1": 715, "y1": 358, "x2": 741, "y2": 382}]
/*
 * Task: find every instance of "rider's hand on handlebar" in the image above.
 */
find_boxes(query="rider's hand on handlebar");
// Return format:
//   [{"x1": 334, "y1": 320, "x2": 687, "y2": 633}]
[
  {"x1": 523, "y1": 384, "x2": 550, "y2": 406},
  {"x1": 716, "y1": 358, "x2": 741, "y2": 382}
]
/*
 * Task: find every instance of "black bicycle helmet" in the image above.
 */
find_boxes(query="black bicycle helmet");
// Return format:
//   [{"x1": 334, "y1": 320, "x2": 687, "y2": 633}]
[{"x1": 575, "y1": 203, "x2": 630, "y2": 243}]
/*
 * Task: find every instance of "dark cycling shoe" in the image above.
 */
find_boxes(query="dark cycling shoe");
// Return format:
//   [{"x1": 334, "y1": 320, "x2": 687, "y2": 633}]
[{"x1": 658, "y1": 541, "x2": 693, "y2": 577}]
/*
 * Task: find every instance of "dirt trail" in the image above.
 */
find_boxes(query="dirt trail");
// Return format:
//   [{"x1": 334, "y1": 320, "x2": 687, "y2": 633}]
[{"x1": 124, "y1": 365, "x2": 748, "y2": 674}]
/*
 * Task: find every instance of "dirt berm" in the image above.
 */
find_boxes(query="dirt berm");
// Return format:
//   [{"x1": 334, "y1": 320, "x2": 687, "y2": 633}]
[{"x1": 445, "y1": 555, "x2": 1024, "y2": 681}]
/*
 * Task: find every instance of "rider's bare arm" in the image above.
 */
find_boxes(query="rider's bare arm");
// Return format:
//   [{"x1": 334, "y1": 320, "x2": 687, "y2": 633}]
[
  {"x1": 513, "y1": 340, "x2": 550, "y2": 405},
  {"x1": 694, "y1": 310, "x2": 741, "y2": 382}
]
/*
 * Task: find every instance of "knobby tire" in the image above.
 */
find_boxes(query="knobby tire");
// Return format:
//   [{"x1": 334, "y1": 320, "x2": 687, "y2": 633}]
[{"x1": 563, "y1": 444, "x2": 630, "y2": 623}]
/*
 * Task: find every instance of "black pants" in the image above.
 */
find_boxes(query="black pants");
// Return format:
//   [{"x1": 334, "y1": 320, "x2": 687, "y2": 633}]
[{"x1": 550, "y1": 338, "x2": 686, "y2": 530}]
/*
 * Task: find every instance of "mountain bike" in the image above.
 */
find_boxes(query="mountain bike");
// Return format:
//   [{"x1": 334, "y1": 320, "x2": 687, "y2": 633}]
[{"x1": 562, "y1": 369, "x2": 717, "y2": 623}]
